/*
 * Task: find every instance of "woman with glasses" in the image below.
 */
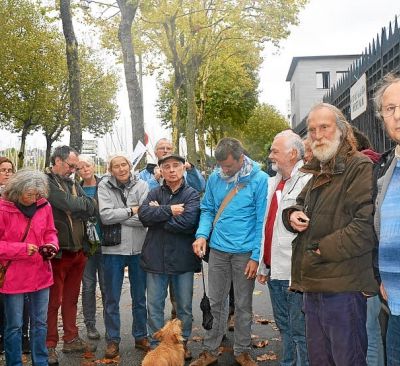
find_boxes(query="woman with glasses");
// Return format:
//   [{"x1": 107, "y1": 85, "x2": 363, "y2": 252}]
[
  {"x1": 0, "y1": 169, "x2": 58, "y2": 366},
  {"x1": 0, "y1": 157, "x2": 15, "y2": 191}
]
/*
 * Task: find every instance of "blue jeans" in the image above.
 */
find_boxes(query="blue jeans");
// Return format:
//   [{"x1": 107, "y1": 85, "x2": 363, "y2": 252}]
[
  {"x1": 366, "y1": 295, "x2": 384, "y2": 366},
  {"x1": 146, "y1": 272, "x2": 194, "y2": 345},
  {"x1": 82, "y1": 251, "x2": 106, "y2": 328},
  {"x1": 268, "y1": 280, "x2": 309, "y2": 366},
  {"x1": 386, "y1": 313, "x2": 400, "y2": 366},
  {"x1": 3, "y1": 288, "x2": 49, "y2": 366},
  {"x1": 102, "y1": 254, "x2": 147, "y2": 343},
  {"x1": 304, "y1": 292, "x2": 367, "y2": 366}
]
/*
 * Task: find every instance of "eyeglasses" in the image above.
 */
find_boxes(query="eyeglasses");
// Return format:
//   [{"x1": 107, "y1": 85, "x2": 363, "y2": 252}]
[
  {"x1": 0, "y1": 168, "x2": 13, "y2": 174},
  {"x1": 156, "y1": 146, "x2": 173, "y2": 152},
  {"x1": 381, "y1": 104, "x2": 400, "y2": 118},
  {"x1": 63, "y1": 160, "x2": 78, "y2": 170}
]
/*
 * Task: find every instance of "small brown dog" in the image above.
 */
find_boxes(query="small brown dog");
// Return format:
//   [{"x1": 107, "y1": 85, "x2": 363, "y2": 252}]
[{"x1": 141, "y1": 319, "x2": 185, "y2": 366}]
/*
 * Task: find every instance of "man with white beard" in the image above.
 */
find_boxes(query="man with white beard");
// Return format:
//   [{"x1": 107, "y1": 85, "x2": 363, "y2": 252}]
[
  {"x1": 282, "y1": 103, "x2": 378, "y2": 366},
  {"x1": 257, "y1": 130, "x2": 311, "y2": 366}
]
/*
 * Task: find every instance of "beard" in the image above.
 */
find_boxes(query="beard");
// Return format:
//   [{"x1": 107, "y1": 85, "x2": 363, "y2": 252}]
[{"x1": 311, "y1": 129, "x2": 342, "y2": 162}]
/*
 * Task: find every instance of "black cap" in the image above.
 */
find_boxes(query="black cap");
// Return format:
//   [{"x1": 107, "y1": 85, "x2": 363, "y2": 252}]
[{"x1": 158, "y1": 154, "x2": 186, "y2": 165}]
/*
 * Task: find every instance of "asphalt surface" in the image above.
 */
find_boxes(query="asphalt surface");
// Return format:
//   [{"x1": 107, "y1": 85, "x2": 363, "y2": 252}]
[{"x1": 0, "y1": 264, "x2": 281, "y2": 365}]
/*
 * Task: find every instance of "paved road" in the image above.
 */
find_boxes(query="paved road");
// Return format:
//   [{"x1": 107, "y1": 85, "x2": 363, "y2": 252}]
[{"x1": 0, "y1": 264, "x2": 281, "y2": 365}]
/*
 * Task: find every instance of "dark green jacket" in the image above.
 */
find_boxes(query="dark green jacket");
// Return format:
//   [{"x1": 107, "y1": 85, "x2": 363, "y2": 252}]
[
  {"x1": 46, "y1": 168, "x2": 96, "y2": 255},
  {"x1": 282, "y1": 142, "x2": 378, "y2": 294}
]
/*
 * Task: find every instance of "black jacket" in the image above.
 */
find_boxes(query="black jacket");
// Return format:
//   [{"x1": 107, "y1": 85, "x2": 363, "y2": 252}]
[
  {"x1": 45, "y1": 169, "x2": 96, "y2": 254},
  {"x1": 138, "y1": 180, "x2": 201, "y2": 274}
]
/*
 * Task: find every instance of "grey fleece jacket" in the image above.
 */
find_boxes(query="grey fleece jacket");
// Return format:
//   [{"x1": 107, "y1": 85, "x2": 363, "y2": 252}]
[{"x1": 98, "y1": 173, "x2": 149, "y2": 255}]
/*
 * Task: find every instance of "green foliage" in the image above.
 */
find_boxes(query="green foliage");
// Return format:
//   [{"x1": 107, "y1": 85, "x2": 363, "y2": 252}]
[
  {"x1": 0, "y1": 0, "x2": 119, "y2": 152},
  {"x1": 231, "y1": 103, "x2": 290, "y2": 161}
]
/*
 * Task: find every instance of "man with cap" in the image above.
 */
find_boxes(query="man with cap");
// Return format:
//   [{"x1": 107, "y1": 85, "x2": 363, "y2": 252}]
[
  {"x1": 138, "y1": 153, "x2": 201, "y2": 360},
  {"x1": 139, "y1": 138, "x2": 205, "y2": 192}
]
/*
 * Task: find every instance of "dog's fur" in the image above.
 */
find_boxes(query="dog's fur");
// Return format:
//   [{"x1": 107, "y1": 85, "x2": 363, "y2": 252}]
[{"x1": 141, "y1": 319, "x2": 185, "y2": 366}]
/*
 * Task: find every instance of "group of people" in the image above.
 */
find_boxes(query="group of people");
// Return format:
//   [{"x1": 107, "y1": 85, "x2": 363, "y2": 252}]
[{"x1": 0, "y1": 72, "x2": 399, "y2": 366}]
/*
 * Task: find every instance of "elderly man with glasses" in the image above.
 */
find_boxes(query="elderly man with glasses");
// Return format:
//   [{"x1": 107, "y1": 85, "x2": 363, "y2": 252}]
[
  {"x1": 139, "y1": 138, "x2": 205, "y2": 192},
  {"x1": 44, "y1": 145, "x2": 96, "y2": 365}
]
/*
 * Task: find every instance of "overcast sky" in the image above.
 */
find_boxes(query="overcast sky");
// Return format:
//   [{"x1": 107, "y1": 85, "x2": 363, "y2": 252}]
[
  {"x1": 2, "y1": 0, "x2": 399, "y2": 157},
  {"x1": 259, "y1": 0, "x2": 400, "y2": 116}
]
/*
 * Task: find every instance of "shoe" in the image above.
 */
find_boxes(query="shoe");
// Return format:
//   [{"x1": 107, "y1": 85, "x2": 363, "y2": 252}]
[
  {"x1": 189, "y1": 351, "x2": 218, "y2": 366},
  {"x1": 62, "y1": 336, "x2": 95, "y2": 353},
  {"x1": 22, "y1": 334, "x2": 30, "y2": 353},
  {"x1": 48, "y1": 347, "x2": 59, "y2": 365},
  {"x1": 184, "y1": 343, "x2": 192, "y2": 360},
  {"x1": 86, "y1": 325, "x2": 100, "y2": 340},
  {"x1": 105, "y1": 341, "x2": 119, "y2": 359},
  {"x1": 228, "y1": 314, "x2": 235, "y2": 331},
  {"x1": 135, "y1": 337, "x2": 150, "y2": 351},
  {"x1": 235, "y1": 352, "x2": 258, "y2": 366}
]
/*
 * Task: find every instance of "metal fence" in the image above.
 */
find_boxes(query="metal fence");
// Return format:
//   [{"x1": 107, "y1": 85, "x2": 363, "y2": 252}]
[{"x1": 294, "y1": 16, "x2": 400, "y2": 153}]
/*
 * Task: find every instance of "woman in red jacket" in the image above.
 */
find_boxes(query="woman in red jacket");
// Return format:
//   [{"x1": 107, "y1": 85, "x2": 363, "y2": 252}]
[{"x1": 0, "y1": 169, "x2": 59, "y2": 366}]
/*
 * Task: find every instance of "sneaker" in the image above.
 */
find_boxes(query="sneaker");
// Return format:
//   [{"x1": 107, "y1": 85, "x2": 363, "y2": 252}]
[
  {"x1": 135, "y1": 337, "x2": 150, "y2": 352},
  {"x1": 105, "y1": 341, "x2": 119, "y2": 359},
  {"x1": 228, "y1": 314, "x2": 235, "y2": 331},
  {"x1": 189, "y1": 351, "x2": 218, "y2": 366},
  {"x1": 22, "y1": 334, "x2": 30, "y2": 354},
  {"x1": 62, "y1": 336, "x2": 96, "y2": 353},
  {"x1": 86, "y1": 325, "x2": 100, "y2": 340},
  {"x1": 48, "y1": 347, "x2": 59, "y2": 365},
  {"x1": 235, "y1": 352, "x2": 258, "y2": 366}
]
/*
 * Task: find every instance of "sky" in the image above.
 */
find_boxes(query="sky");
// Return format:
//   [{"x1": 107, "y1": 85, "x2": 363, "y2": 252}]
[{"x1": 1, "y1": 0, "x2": 399, "y2": 157}]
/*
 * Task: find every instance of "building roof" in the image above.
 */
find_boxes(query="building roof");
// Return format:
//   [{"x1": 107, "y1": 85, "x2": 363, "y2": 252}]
[{"x1": 285, "y1": 54, "x2": 361, "y2": 81}]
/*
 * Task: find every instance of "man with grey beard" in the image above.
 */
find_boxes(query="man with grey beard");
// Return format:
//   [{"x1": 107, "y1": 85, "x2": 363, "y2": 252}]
[{"x1": 282, "y1": 103, "x2": 377, "y2": 366}]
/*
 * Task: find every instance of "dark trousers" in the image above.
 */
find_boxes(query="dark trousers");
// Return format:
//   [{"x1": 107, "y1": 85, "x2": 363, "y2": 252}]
[{"x1": 303, "y1": 292, "x2": 367, "y2": 366}]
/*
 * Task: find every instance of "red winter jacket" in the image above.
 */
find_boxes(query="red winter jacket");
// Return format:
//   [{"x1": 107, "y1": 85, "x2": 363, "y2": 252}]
[{"x1": 0, "y1": 198, "x2": 59, "y2": 294}]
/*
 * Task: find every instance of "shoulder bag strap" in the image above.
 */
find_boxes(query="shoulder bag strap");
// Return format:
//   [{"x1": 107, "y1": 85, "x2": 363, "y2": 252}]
[
  {"x1": 213, "y1": 183, "x2": 245, "y2": 226},
  {"x1": 2, "y1": 217, "x2": 32, "y2": 270}
]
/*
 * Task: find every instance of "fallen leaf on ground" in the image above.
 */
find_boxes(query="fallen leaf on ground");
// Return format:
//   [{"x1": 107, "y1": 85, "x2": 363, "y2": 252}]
[
  {"x1": 270, "y1": 337, "x2": 281, "y2": 341},
  {"x1": 255, "y1": 317, "x2": 270, "y2": 324},
  {"x1": 251, "y1": 334, "x2": 259, "y2": 339},
  {"x1": 83, "y1": 351, "x2": 96, "y2": 359},
  {"x1": 191, "y1": 336, "x2": 203, "y2": 342},
  {"x1": 81, "y1": 361, "x2": 96, "y2": 366},
  {"x1": 257, "y1": 352, "x2": 278, "y2": 361},
  {"x1": 252, "y1": 340, "x2": 268, "y2": 348},
  {"x1": 22, "y1": 354, "x2": 28, "y2": 364},
  {"x1": 253, "y1": 290, "x2": 262, "y2": 296},
  {"x1": 94, "y1": 356, "x2": 120, "y2": 364},
  {"x1": 217, "y1": 346, "x2": 233, "y2": 355}
]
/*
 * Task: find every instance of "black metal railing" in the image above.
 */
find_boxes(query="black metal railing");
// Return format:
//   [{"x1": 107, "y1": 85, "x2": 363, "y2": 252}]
[{"x1": 294, "y1": 16, "x2": 400, "y2": 153}]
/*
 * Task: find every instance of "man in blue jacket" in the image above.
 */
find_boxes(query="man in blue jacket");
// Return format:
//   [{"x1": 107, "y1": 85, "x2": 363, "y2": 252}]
[
  {"x1": 138, "y1": 153, "x2": 201, "y2": 361},
  {"x1": 191, "y1": 138, "x2": 268, "y2": 366}
]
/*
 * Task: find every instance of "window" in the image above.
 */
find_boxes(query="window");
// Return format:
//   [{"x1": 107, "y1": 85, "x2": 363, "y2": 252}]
[
  {"x1": 336, "y1": 71, "x2": 348, "y2": 82},
  {"x1": 316, "y1": 72, "x2": 330, "y2": 89}
]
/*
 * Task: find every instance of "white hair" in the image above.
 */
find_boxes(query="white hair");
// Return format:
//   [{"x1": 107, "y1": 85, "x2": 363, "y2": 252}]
[{"x1": 274, "y1": 130, "x2": 304, "y2": 161}]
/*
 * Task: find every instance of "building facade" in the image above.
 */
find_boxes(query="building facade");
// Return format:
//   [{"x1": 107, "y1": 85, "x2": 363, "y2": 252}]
[{"x1": 286, "y1": 55, "x2": 360, "y2": 128}]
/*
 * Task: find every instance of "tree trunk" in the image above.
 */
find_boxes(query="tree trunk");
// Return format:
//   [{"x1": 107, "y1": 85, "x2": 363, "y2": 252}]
[
  {"x1": 17, "y1": 120, "x2": 31, "y2": 169},
  {"x1": 117, "y1": 0, "x2": 144, "y2": 151},
  {"x1": 45, "y1": 135, "x2": 53, "y2": 168},
  {"x1": 60, "y1": 0, "x2": 82, "y2": 152},
  {"x1": 184, "y1": 59, "x2": 200, "y2": 163}
]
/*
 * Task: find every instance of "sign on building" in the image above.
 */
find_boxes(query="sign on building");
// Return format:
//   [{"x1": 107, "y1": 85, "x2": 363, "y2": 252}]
[
  {"x1": 350, "y1": 73, "x2": 367, "y2": 120},
  {"x1": 82, "y1": 139, "x2": 98, "y2": 156}
]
